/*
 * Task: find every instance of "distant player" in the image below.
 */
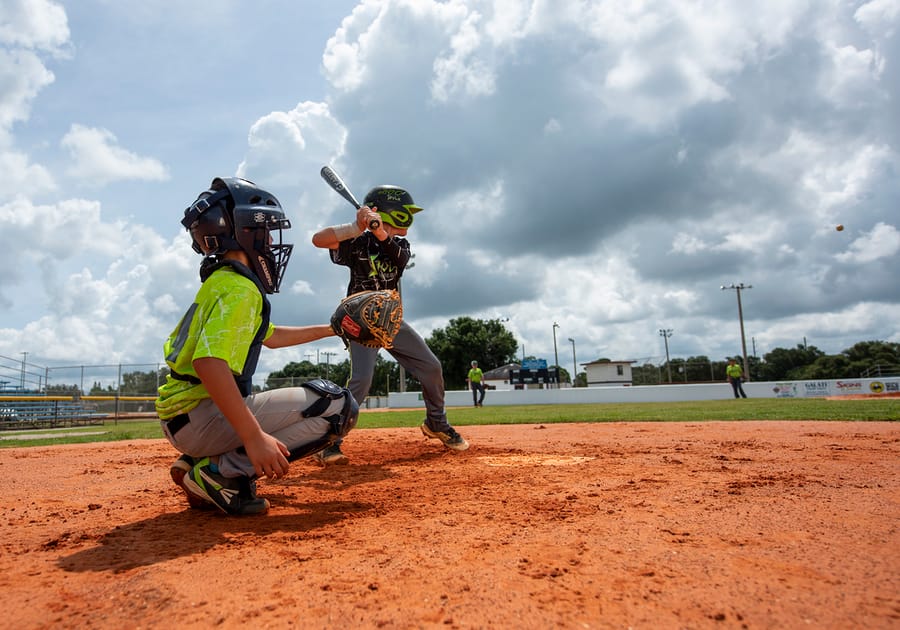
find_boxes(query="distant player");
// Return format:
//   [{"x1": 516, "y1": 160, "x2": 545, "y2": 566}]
[
  {"x1": 311, "y1": 185, "x2": 469, "y2": 464},
  {"x1": 467, "y1": 360, "x2": 486, "y2": 407},
  {"x1": 726, "y1": 358, "x2": 748, "y2": 399}
]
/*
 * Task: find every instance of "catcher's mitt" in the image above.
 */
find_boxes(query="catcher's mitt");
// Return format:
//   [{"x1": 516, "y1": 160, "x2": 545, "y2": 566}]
[{"x1": 330, "y1": 289, "x2": 403, "y2": 349}]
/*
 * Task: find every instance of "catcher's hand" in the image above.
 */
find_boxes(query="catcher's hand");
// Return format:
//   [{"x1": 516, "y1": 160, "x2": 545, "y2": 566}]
[{"x1": 331, "y1": 289, "x2": 403, "y2": 349}]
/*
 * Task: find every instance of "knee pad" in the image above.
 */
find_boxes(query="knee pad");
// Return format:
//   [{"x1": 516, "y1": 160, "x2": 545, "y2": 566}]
[
  {"x1": 300, "y1": 378, "x2": 358, "y2": 438},
  {"x1": 282, "y1": 380, "x2": 358, "y2": 464},
  {"x1": 300, "y1": 378, "x2": 346, "y2": 417},
  {"x1": 333, "y1": 393, "x2": 359, "y2": 437}
]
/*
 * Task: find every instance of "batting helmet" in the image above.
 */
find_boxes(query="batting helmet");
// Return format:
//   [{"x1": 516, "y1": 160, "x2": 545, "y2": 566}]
[{"x1": 363, "y1": 185, "x2": 423, "y2": 229}]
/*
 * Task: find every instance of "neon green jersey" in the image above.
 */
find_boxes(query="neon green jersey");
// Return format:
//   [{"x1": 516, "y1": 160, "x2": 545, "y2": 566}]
[
  {"x1": 155, "y1": 266, "x2": 274, "y2": 419},
  {"x1": 726, "y1": 363, "x2": 743, "y2": 379},
  {"x1": 468, "y1": 367, "x2": 484, "y2": 383}
]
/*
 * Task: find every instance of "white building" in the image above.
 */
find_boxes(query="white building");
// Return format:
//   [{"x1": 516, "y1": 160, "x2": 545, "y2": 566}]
[{"x1": 583, "y1": 359, "x2": 635, "y2": 386}]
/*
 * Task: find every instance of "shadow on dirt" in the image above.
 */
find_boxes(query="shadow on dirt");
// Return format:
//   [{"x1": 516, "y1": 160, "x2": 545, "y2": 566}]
[
  {"x1": 56, "y1": 448, "x2": 483, "y2": 574},
  {"x1": 56, "y1": 499, "x2": 374, "y2": 574}
]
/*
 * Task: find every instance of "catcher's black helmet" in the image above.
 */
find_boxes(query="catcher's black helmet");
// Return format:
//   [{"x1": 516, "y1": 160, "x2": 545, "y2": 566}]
[
  {"x1": 363, "y1": 185, "x2": 423, "y2": 229},
  {"x1": 181, "y1": 177, "x2": 293, "y2": 293}
]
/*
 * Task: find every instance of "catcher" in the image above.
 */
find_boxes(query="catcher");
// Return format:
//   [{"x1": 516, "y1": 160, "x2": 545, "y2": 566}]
[
  {"x1": 156, "y1": 177, "x2": 359, "y2": 516},
  {"x1": 312, "y1": 185, "x2": 469, "y2": 464}
]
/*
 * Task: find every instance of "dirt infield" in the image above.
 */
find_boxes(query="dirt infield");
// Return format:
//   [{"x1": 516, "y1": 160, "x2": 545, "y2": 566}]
[{"x1": 1, "y1": 421, "x2": 898, "y2": 629}]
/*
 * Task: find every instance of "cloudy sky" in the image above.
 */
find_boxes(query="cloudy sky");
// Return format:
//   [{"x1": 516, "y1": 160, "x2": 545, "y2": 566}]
[{"x1": 1, "y1": 0, "x2": 899, "y2": 390}]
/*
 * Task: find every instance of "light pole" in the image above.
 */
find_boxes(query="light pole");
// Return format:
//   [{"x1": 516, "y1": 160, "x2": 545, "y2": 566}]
[
  {"x1": 323, "y1": 351, "x2": 337, "y2": 380},
  {"x1": 567, "y1": 338, "x2": 577, "y2": 387},
  {"x1": 658, "y1": 329, "x2": 673, "y2": 383},
  {"x1": 20, "y1": 351, "x2": 28, "y2": 391},
  {"x1": 721, "y1": 283, "x2": 752, "y2": 381},
  {"x1": 552, "y1": 322, "x2": 560, "y2": 388}
]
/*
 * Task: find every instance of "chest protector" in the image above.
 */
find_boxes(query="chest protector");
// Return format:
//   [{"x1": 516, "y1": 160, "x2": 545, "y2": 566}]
[{"x1": 199, "y1": 257, "x2": 271, "y2": 397}]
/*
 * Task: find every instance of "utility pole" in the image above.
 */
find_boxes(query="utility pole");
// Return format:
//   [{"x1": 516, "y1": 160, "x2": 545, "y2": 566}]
[
  {"x1": 568, "y1": 338, "x2": 577, "y2": 387},
  {"x1": 20, "y1": 351, "x2": 28, "y2": 391},
  {"x1": 658, "y1": 329, "x2": 673, "y2": 383},
  {"x1": 323, "y1": 351, "x2": 337, "y2": 380},
  {"x1": 721, "y1": 283, "x2": 753, "y2": 381},
  {"x1": 552, "y1": 322, "x2": 560, "y2": 388}
]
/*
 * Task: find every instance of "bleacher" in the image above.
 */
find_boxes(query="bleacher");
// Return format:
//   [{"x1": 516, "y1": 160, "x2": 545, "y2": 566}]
[{"x1": 0, "y1": 397, "x2": 106, "y2": 430}]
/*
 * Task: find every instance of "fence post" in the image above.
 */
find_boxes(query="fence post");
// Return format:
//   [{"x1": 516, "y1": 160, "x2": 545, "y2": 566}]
[{"x1": 115, "y1": 364, "x2": 122, "y2": 425}]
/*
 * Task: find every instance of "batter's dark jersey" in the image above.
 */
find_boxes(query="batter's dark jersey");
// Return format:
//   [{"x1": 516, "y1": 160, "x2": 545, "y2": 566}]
[{"x1": 330, "y1": 232, "x2": 412, "y2": 295}]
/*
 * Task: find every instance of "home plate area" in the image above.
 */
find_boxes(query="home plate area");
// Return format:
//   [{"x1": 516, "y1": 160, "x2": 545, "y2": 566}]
[{"x1": 477, "y1": 454, "x2": 596, "y2": 466}]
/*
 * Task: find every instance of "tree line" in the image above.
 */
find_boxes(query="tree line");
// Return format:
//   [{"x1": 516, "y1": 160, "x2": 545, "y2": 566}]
[
  {"x1": 632, "y1": 340, "x2": 900, "y2": 385},
  {"x1": 43, "y1": 319, "x2": 900, "y2": 396},
  {"x1": 264, "y1": 322, "x2": 900, "y2": 392}
]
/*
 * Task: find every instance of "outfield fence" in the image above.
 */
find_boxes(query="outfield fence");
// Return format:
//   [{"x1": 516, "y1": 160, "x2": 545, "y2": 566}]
[
  {"x1": 0, "y1": 355, "x2": 165, "y2": 396},
  {"x1": 0, "y1": 394, "x2": 157, "y2": 431},
  {"x1": 0, "y1": 396, "x2": 106, "y2": 430}
]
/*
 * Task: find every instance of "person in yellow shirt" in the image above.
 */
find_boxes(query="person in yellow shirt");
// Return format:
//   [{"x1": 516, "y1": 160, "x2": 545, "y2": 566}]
[
  {"x1": 726, "y1": 358, "x2": 748, "y2": 398},
  {"x1": 467, "y1": 360, "x2": 486, "y2": 407}
]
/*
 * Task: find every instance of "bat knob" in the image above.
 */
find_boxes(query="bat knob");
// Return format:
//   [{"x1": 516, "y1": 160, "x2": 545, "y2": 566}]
[{"x1": 369, "y1": 218, "x2": 381, "y2": 230}]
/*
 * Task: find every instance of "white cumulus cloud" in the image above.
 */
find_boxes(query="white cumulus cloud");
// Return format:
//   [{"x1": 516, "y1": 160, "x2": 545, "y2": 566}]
[{"x1": 60, "y1": 125, "x2": 169, "y2": 185}]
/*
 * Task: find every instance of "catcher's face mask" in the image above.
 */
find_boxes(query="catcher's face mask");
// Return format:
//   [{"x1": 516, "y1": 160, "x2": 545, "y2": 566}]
[{"x1": 183, "y1": 177, "x2": 292, "y2": 293}]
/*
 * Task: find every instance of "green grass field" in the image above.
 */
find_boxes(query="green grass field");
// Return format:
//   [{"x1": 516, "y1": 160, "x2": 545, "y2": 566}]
[{"x1": 1, "y1": 398, "x2": 897, "y2": 449}]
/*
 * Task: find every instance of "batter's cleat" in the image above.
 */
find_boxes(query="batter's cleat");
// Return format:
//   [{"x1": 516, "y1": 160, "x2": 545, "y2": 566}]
[
  {"x1": 313, "y1": 443, "x2": 350, "y2": 466},
  {"x1": 420, "y1": 423, "x2": 470, "y2": 451},
  {"x1": 169, "y1": 454, "x2": 212, "y2": 510},
  {"x1": 183, "y1": 457, "x2": 270, "y2": 516}
]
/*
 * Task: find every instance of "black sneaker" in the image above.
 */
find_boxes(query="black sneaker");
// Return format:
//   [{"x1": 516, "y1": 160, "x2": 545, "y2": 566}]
[
  {"x1": 420, "y1": 423, "x2": 469, "y2": 451},
  {"x1": 169, "y1": 454, "x2": 212, "y2": 509},
  {"x1": 183, "y1": 457, "x2": 270, "y2": 516},
  {"x1": 313, "y1": 443, "x2": 350, "y2": 466}
]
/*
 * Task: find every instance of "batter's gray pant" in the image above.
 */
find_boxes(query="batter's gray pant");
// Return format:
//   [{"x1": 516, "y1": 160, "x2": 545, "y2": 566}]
[
  {"x1": 161, "y1": 387, "x2": 345, "y2": 478},
  {"x1": 339, "y1": 320, "x2": 451, "y2": 440}
]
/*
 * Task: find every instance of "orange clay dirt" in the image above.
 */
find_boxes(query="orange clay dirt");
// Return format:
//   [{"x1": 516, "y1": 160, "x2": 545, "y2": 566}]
[{"x1": 0, "y1": 420, "x2": 898, "y2": 629}]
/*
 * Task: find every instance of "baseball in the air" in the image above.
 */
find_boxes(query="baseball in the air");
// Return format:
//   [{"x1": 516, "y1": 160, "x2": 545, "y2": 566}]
[{"x1": 836, "y1": 224, "x2": 844, "y2": 231}]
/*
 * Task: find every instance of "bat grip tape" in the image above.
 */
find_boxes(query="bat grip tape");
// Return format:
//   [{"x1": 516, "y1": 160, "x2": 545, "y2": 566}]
[{"x1": 333, "y1": 222, "x2": 363, "y2": 241}]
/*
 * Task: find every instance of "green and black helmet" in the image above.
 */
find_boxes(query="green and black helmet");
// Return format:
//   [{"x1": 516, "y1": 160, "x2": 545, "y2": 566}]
[{"x1": 363, "y1": 185, "x2": 423, "y2": 229}]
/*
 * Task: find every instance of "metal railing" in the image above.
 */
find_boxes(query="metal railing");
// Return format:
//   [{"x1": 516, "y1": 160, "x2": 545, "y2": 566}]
[
  {"x1": 860, "y1": 364, "x2": 900, "y2": 378},
  {"x1": 0, "y1": 397, "x2": 106, "y2": 430}
]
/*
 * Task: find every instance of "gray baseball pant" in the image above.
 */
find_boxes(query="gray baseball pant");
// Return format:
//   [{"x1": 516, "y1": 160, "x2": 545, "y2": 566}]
[
  {"x1": 340, "y1": 320, "x2": 451, "y2": 438},
  {"x1": 161, "y1": 387, "x2": 343, "y2": 477}
]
